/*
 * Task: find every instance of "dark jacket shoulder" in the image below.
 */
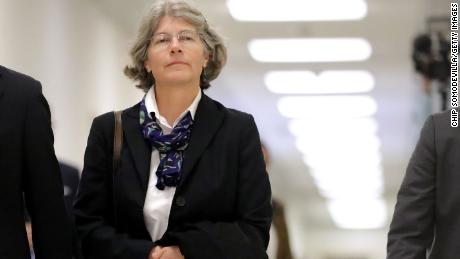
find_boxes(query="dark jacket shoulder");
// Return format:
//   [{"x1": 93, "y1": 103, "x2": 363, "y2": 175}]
[
  {"x1": 92, "y1": 111, "x2": 116, "y2": 128},
  {"x1": 87, "y1": 111, "x2": 117, "y2": 149},
  {"x1": 1, "y1": 65, "x2": 41, "y2": 92},
  {"x1": 432, "y1": 108, "x2": 459, "y2": 123},
  {"x1": 208, "y1": 96, "x2": 255, "y2": 125},
  {"x1": 0, "y1": 66, "x2": 45, "y2": 117},
  {"x1": 430, "y1": 108, "x2": 460, "y2": 138}
]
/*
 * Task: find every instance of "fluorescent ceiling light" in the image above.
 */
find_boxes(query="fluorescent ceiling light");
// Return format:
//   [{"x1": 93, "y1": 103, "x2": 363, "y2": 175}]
[
  {"x1": 298, "y1": 144, "x2": 381, "y2": 159},
  {"x1": 226, "y1": 0, "x2": 367, "y2": 22},
  {"x1": 249, "y1": 38, "x2": 372, "y2": 62},
  {"x1": 295, "y1": 127, "x2": 379, "y2": 140},
  {"x1": 278, "y1": 96, "x2": 377, "y2": 118},
  {"x1": 316, "y1": 170, "x2": 383, "y2": 199},
  {"x1": 296, "y1": 133, "x2": 380, "y2": 149},
  {"x1": 311, "y1": 168, "x2": 383, "y2": 184},
  {"x1": 319, "y1": 183, "x2": 383, "y2": 200},
  {"x1": 316, "y1": 177, "x2": 383, "y2": 199},
  {"x1": 328, "y1": 199, "x2": 386, "y2": 229},
  {"x1": 321, "y1": 188, "x2": 383, "y2": 200},
  {"x1": 289, "y1": 117, "x2": 378, "y2": 137},
  {"x1": 309, "y1": 163, "x2": 382, "y2": 177},
  {"x1": 303, "y1": 153, "x2": 382, "y2": 169},
  {"x1": 310, "y1": 166, "x2": 383, "y2": 183},
  {"x1": 301, "y1": 152, "x2": 382, "y2": 173},
  {"x1": 298, "y1": 142, "x2": 381, "y2": 157},
  {"x1": 265, "y1": 70, "x2": 375, "y2": 94}
]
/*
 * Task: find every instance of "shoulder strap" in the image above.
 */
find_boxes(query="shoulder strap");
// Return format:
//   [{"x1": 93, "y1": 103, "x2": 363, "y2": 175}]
[
  {"x1": 112, "y1": 110, "x2": 123, "y2": 227},
  {"x1": 113, "y1": 111, "x2": 123, "y2": 172}
]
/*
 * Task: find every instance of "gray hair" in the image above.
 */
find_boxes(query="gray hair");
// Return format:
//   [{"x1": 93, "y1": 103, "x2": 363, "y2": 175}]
[{"x1": 124, "y1": 0, "x2": 227, "y2": 92}]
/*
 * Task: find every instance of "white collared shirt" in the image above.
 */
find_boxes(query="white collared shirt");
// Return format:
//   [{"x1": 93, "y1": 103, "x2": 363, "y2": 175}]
[{"x1": 143, "y1": 86, "x2": 201, "y2": 242}]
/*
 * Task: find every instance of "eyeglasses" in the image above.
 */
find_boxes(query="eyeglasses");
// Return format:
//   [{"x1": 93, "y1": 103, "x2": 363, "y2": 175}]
[{"x1": 150, "y1": 30, "x2": 201, "y2": 49}]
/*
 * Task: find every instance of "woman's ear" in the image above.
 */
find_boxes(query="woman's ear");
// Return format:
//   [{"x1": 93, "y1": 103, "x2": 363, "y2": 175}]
[
  {"x1": 203, "y1": 56, "x2": 209, "y2": 68},
  {"x1": 144, "y1": 61, "x2": 151, "y2": 72},
  {"x1": 203, "y1": 50, "x2": 210, "y2": 67}
]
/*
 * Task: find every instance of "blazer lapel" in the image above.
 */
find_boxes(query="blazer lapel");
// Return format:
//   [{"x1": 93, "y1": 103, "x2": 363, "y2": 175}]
[
  {"x1": 179, "y1": 93, "x2": 225, "y2": 187},
  {"x1": 123, "y1": 104, "x2": 152, "y2": 193}
]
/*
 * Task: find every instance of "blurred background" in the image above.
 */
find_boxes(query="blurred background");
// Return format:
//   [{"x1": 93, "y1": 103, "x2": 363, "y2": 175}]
[{"x1": 0, "y1": 0, "x2": 453, "y2": 258}]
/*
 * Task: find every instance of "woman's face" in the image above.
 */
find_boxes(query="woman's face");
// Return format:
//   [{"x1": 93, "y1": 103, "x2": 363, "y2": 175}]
[{"x1": 145, "y1": 16, "x2": 209, "y2": 87}]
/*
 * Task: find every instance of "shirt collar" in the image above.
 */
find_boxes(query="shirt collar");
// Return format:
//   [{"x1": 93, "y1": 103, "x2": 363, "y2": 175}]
[{"x1": 144, "y1": 86, "x2": 201, "y2": 128}]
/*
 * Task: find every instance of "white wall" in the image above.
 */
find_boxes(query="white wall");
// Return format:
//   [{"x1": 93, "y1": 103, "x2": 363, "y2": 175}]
[{"x1": 0, "y1": 0, "x2": 143, "y2": 169}]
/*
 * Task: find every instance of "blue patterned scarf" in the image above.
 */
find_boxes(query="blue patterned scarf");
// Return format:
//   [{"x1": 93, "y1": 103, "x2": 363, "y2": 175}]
[{"x1": 139, "y1": 98, "x2": 193, "y2": 190}]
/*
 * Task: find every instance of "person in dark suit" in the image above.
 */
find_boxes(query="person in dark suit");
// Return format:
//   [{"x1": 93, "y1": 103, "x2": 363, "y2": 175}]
[
  {"x1": 0, "y1": 65, "x2": 72, "y2": 258},
  {"x1": 261, "y1": 143, "x2": 293, "y2": 259},
  {"x1": 387, "y1": 109, "x2": 460, "y2": 258},
  {"x1": 73, "y1": 1, "x2": 272, "y2": 259},
  {"x1": 59, "y1": 162, "x2": 83, "y2": 259},
  {"x1": 59, "y1": 162, "x2": 80, "y2": 213}
]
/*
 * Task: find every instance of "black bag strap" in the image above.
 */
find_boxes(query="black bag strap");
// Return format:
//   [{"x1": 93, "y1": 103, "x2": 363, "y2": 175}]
[{"x1": 112, "y1": 110, "x2": 123, "y2": 227}]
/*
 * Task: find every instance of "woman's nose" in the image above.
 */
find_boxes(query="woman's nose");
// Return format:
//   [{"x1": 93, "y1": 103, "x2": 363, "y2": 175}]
[{"x1": 169, "y1": 37, "x2": 183, "y2": 53}]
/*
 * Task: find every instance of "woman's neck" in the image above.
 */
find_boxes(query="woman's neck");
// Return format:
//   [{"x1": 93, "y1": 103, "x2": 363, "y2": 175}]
[{"x1": 153, "y1": 83, "x2": 200, "y2": 126}]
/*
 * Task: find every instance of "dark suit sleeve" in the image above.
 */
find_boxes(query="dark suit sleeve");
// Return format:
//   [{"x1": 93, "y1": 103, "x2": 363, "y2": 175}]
[
  {"x1": 22, "y1": 82, "x2": 73, "y2": 258},
  {"x1": 164, "y1": 115, "x2": 272, "y2": 259},
  {"x1": 73, "y1": 116, "x2": 154, "y2": 259},
  {"x1": 387, "y1": 115, "x2": 436, "y2": 258}
]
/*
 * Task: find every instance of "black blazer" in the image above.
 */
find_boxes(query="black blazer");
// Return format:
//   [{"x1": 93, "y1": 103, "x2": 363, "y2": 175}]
[
  {"x1": 0, "y1": 65, "x2": 72, "y2": 259},
  {"x1": 74, "y1": 93, "x2": 272, "y2": 259},
  {"x1": 387, "y1": 109, "x2": 460, "y2": 258}
]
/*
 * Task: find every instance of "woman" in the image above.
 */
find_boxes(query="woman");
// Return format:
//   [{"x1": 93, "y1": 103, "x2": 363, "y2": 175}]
[{"x1": 73, "y1": 1, "x2": 272, "y2": 258}]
